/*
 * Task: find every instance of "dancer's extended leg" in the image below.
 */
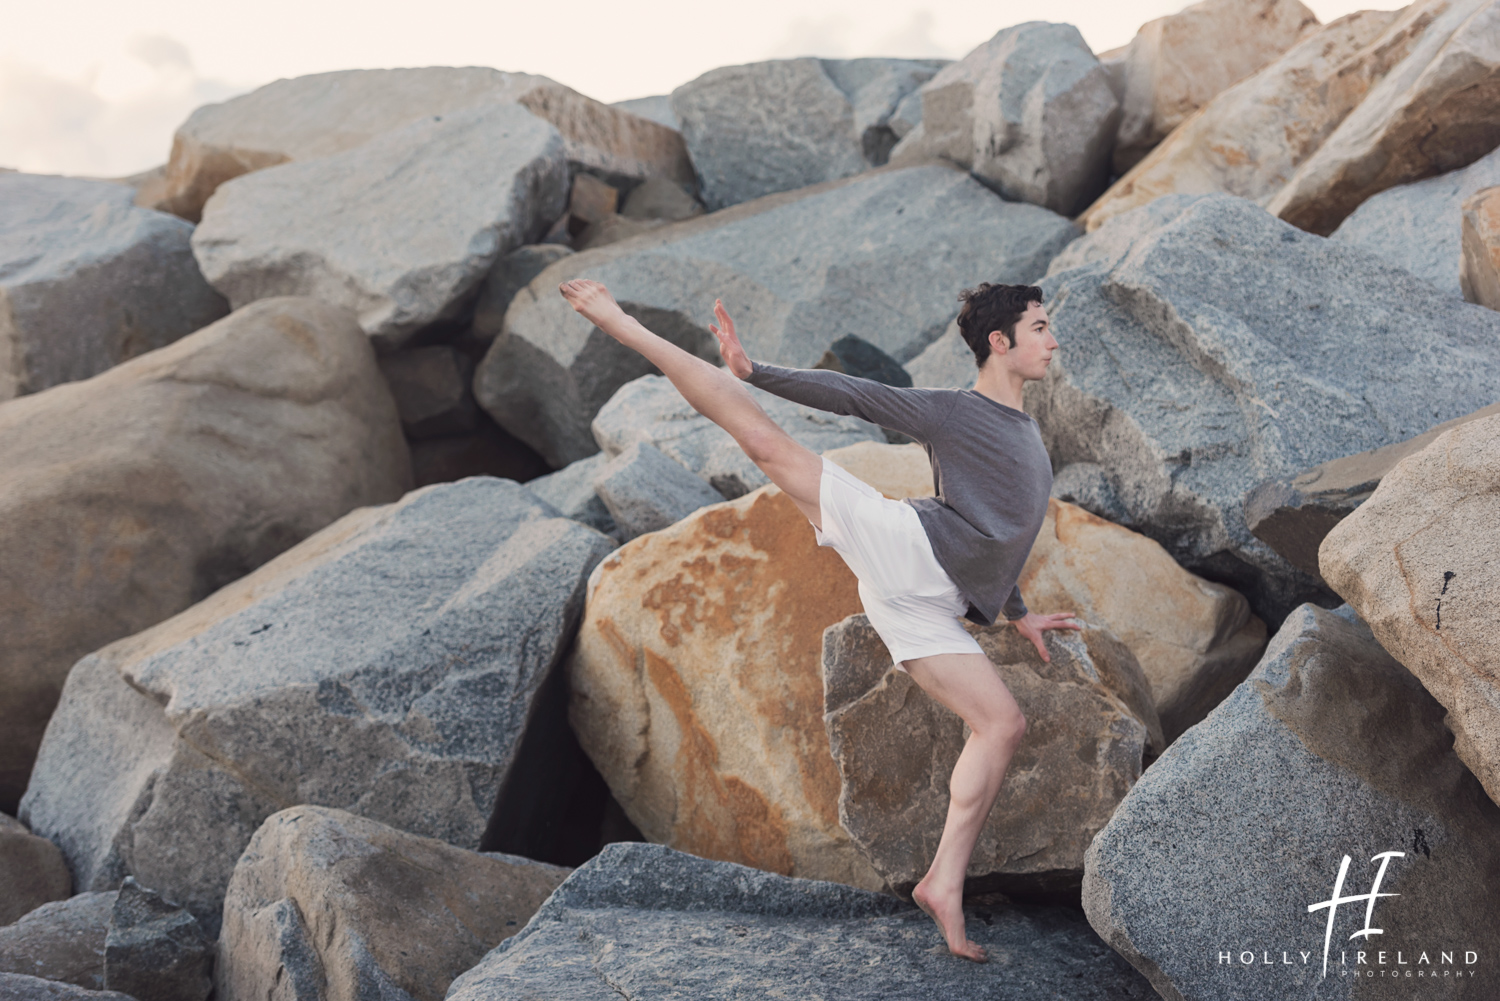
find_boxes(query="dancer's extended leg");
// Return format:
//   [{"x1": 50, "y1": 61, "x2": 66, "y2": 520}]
[
  {"x1": 902, "y1": 650, "x2": 1027, "y2": 963},
  {"x1": 558, "y1": 279, "x2": 825, "y2": 527}
]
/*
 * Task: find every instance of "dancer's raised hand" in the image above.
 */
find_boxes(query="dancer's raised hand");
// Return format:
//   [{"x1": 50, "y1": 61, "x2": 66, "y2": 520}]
[
  {"x1": 558, "y1": 278, "x2": 631, "y2": 338},
  {"x1": 709, "y1": 299, "x2": 753, "y2": 379},
  {"x1": 1012, "y1": 610, "x2": 1082, "y2": 663}
]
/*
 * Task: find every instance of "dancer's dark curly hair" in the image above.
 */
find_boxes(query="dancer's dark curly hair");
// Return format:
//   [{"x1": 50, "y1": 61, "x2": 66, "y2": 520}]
[{"x1": 955, "y1": 283, "x2": 1044, "y2": 368}]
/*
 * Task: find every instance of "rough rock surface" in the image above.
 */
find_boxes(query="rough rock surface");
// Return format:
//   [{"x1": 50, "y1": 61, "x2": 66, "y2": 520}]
[
  {"x1": 589, "y1": 374, "x2": 884, "y2": 499},
  {"x1": 0, "y1": 974, "x2": 138, "y2": 1001},
  {"x1": 1049, "y1": 462, "x2": 1133, "y2": 526},
  {"x1": 905, "y1": 318, "x2": 974, "y2": 389},
  {"x1": 1018, "y1": 500, "x2": 1266, "y2": 745},
  {"x1": 447, "y1": 842, "x2": 1154, "y2": 1000},
  {"x1": 162, "y1": 67, "x2": 693, "y2": 221},
  {"x1": 669, "y1": 58, "x2": 945, "y2": 210},
  {"x1": 566, "y1": 449, "x2": 884, "y2": 890},
  {"x1": 610, "y1": 95, "x2": 676, "y2": 130},
  {"x1": 1329, "y1": 144, "x2": 1500, "y2": 297},
  {"x1": 1083, "y1": 604, "x2": 1500, "y2": 1000},
  {"x1": 522, "y1": 453, "x2": 619, "y2": 539},
  {"x1": 1322, "y1": 413, "x2": 1500, "y2": 809},
  {"x1": 1461, "y1": 183, "x2": 1500, "y2": 310},
  {"x1": 824, "y1": 616, "x2": 1159, "y2": 898},
  {"x1": 470, "y1": 244, "x2": 574, "y2": 343},
  {"x1": 1266, "y1": 0, "x2": 1500, "y2": 234},
  {"x1": 0, "y1": 297, "x2": 410, "y2": 812},
  {"x1": 1078, "y1": 7, "x2": 1406, "y2": 232},
  {"x1": 1109, "y1": 0, "x2": 1319, "y2": 173},
  {"x1": 377, "y1": 346, "x2": 478, "y2": 439},
  {"x1": 476, "y1": 164, "x2": 1076, "y2": 466},
  {"x1": 591, "y1": 441, "x2": 725, "y2": 541},
  {"x1": 1030, "y1": 194, "x2": 1500, "y2": 625},
  {"x1": 192, "y1": 103, "x2": 568, "y2": 349},
  {"x1": 19, "y1": 478, "x2": 615, "y2": 932},
  {"x1": 0, "y1": 893, "x2": 115, "y2": 991},
  {"x1": 0, "y1": 813, "x2": 72, "y2": 925},
  {"x1": 217, "y1": 806, "x2": 569, "y2": 1001},
  {"x1": 1246, "y1": 401, "x2": 1500, "y2": 580},
  {"x1": 0, "y1": 173, "x2": 227, "y2": 402},
  {"x1": 890, "y1": 22, "x2": 1119, "y2": 217},
  {"x1": 102, "y1": 879, "x2": 211, "y2": 1001}
]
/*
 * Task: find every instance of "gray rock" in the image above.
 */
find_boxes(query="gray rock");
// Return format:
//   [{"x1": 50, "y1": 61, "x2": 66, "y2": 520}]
[
  {"x1": 609, "y1": 95, "x2": 678, "y2": 130},
  {"x1": 0, "y1": 973, "x2": 138, "y2": 1001},
  {"x1": 1051, "y1": 462, "x2": 1133, "y2": 527},
  {"x1": 619, "y1": 176, "x2": 702, "y2": 222},
  {"x1": 477, "y1": 164, "x2": 1078, "y2": 466},
  {"x1": 670, "y1": 58, "x2": 946, "y2": 210},
  {"x1": 103, "y1": 879, "x2": 210, "y2": 1001},
  {"x1": 377, "y1": 346, "x2": 478, "y2": 439},
  {"x1": 447, "y1": 842, "x2": 1153, "y2": 1000},
  {"x1": 192, "y1": 103, "x2": 569, "y2": 349},
  {"x1": 19, "y1": 478, "x2": 615, "y2": 934},
  {"x1": 470, "y1": 244, "x2": 575, "y2": 343},
  {"x1": 814, "y1": 334, "x2": 911, "y2": 387},
  {"x1": 890, "y1": 22, "x2": 1120, "y2": 217},
  {"x1": 0, "y1": 813, "x2": 71, "y2": 925},
  {"x1": 1083, "y1": 603, "x2": 1500, "y2": 1000},
  {"x1": 1030, "y1": 193, "x2": 1500, "y2": 625},
  {"x1": 0, "y1": 173, "x2": 227, "y2": 402},
  {"x1": 591, "y1": 441, "x2": 725, "y2": 540},
  {"x1": 1329, "y1": 144, "x2": 1500, "y2": 298},
  {"x1": 0, "y1": 297, "x2": 411, "y2": 814},
  {"x1": 522, "y1": 453, "x2": 619, "y2": 538},
  {"x1": 905, "y1": 319, "x2": 976, "y2": 389},
  {"x1": 825, "y1": 616, "x2": 1160, "y2": 899},
  {"x1": 590, "y1": 374, "x2": 883, "y2": 499},
  {"x1": 216, "y1": 806, "x2": 569, "y2": 1001},
  {"x1": 887, "y1": 88, "x2": 924, "y2": 140},
  {"x1": 0, "y1": 893, "x2": 115, "y2": 991}
]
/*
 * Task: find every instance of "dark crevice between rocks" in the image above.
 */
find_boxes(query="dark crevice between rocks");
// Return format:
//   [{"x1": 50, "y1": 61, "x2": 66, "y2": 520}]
[{"x1": 480, "y1": 640, "x2": 644, "y2": 868}]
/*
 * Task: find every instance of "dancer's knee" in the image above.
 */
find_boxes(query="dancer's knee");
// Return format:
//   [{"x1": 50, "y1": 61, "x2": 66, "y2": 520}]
[{"x1": 974, "y1": 705, "x2": 1026, "y2": 752}]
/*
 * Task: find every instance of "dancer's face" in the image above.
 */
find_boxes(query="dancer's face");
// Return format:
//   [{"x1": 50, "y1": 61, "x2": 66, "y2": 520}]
[{"x1": 993, "y1": 302, "x2": 1057, "y2": 381}]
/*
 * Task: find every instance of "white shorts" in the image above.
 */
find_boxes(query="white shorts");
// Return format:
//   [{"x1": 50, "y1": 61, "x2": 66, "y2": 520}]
[{"x1": 814, "y1": 455, "x2": 985, "y2": 671}]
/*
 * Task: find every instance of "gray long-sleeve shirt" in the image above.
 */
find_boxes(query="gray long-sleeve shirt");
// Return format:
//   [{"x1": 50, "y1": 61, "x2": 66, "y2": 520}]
[{"x1": 745, "y1": 360, "x2": 1053, "y2": 625}]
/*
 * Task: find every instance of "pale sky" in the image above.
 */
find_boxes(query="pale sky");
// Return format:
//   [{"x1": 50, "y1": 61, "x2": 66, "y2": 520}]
[{"x1": 1, "y1": 0, "x2": 1404, "y2": 178}]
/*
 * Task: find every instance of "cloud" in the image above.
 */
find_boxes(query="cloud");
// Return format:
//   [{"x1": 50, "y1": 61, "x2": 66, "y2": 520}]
[{"x1": 0, "y1": 35, "x2": 251, "y2": 178}]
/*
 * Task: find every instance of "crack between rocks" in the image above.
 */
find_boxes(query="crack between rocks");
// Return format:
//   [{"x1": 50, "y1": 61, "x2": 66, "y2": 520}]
[{"x1": 583, "y1": 930, "x2": 636, "y2": 1001}]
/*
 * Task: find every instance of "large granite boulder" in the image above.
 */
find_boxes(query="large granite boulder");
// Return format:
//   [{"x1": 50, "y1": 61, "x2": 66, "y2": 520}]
[
  {"x1": 447, "y1": 842, "x2": 1155, "y2": 1000},
  {"x1": 1030, "y1": 193, "x2": 1500, "y2": 625},
  {"x1": 824, "y1": 616, "x2": 1159, "y2": 899},
  {"x1": 217, "y1": 806, "x2": 570, "y2": 1001},
  {"x1": 0, "y1": 297, "x2": 410, "y2": 812},
  {"x1": 1246, "y1": 401, "x2": 1500, "y2": 580},
  {"x1": 0, "y1": 893, "x2": 115, "y2": 991},
  {"x1": 0, "y1": 813, "x2": 71, "y2": 925},
  {"x1": 475, "y1": 163, "x2": 1077, "y2": 467},
  {"x1": 1078, "y1": 5, "x2": 1412, "y2": 232},
  {"x1": 1329, "y1": 145, "x2": 1500, "y2": 298},
  {"x1": 590, "y1": 441, "x2": 725, "y2": 541},
  {"x1": 192, "y1": 103, "x2": 568, "y2": 349},
  {"x1": 19, "y1": 478, "x2": 615, "y2": 932},
  {"x1": 1461, "y1": 184, "x2": 1500, "y2": 309},
  {"x1": 589, "y1": 374, "x2": 885, "y2": 498},
  {"x1": 565, "y1": 450, "x2": 885, "y2": 891},
  {"x1": 161, "y1": 67, "x2": 693, "y2": 222},
  {"x1": 0, "y1": 974, "x2": 137, "y2": 1001},
  {"x1": 0, "y1": 173, "x2": 227, "y2": 402},
  {"x1": 102, "y1": 880, "x2": 211, "y2": 1001},
  {"x1": 669, "y1": 58, "x2": 946, "y2": 210},
  {"x1": 1266, "y1": 0, "x2": 1500, "y2": 234},
  {"x1": 1321, "y1": 412, "x2": 1500, "y2": 809},
  {"x1": 889, "y1": 21, "x2": 1119, "y2": 217},
  {"x1": 1019, "y1": 500, "x2": 1266, "y2": 745},
  {"x1": 1109, "y1": 0, "x2": 1319, "y2": 173},
  {"x1": 1083, "y1": 604, "x2": 1500, "y2": 1000}
]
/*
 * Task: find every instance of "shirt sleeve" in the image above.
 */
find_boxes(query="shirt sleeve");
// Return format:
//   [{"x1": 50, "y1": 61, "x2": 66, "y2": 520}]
[
  {"x1": 744, "y1": 360, "x2": 957, "y2": 442},
  {"x1": 1001, "y1": 584, "x2": 1029, "y2": 621}
]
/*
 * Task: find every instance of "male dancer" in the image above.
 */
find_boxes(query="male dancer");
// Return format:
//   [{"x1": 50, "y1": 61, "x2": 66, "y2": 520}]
[{"x1": 558, "y1": 278, "x2": 1079, "y2": 962}]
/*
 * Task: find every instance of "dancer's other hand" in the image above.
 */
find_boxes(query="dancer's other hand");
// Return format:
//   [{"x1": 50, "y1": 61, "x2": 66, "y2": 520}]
[
  {"x1": 558, "y1": 278, "x2": 630, "y2": 335},
  {"x1": 1012, "y1": 611, "x2": 1082, "y2": 663},
  {"x1": 709, "y1": 299, "x2": 753, "y2": 379}
]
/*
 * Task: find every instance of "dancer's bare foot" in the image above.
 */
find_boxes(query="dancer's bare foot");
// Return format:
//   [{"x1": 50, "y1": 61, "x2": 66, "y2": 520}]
[
  {"x1": 912, "y1": 878, "x2": 987, "y2": 962},
  {"x1": 558, "y1": 278, "x2": 633, "y2": 338}
]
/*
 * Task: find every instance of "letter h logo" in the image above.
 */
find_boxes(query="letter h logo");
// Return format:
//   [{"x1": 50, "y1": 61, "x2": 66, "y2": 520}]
[{"x1": 1307, "y1": 851, "x2": 1404, "y2": 977}]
